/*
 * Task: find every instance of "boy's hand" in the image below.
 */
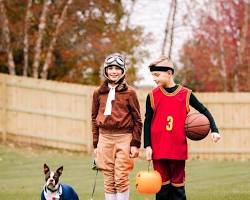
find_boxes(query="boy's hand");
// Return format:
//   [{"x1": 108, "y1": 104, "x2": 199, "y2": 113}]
[
  {"x1": 130, "y1": 146, "x2": 139, "y2": 158},
  {"x1": 145, "y1": 146, "x2": 152, "y2": 161},
  {"x1": 211, "y1": 132, "x2": 221, "y2": 143}
]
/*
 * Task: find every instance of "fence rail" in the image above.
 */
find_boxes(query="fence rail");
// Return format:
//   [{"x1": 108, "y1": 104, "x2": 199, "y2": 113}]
[{"x1": 0, "y1": 73, "x2": 250, "y2": 160}]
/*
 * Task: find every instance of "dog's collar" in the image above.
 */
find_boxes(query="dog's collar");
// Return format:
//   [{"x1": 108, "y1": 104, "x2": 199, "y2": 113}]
[
  {"x1": 45, "y1": 185, "x2": 59, "y2": 193},
  {"x1": 43, "y1": 184, "x2": 62, "y2": 200}
]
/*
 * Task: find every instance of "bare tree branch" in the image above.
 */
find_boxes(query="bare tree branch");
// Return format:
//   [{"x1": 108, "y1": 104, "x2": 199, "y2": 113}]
[
  {"x1": 161, "y1": 0, "x2": 173, "y2": 56},
  {"x1": 215, "y1": 2, "x2": 228, "y2": 91},
  {"x1": 41, "y1": 0, "x2": 73, "y2": 79},
  {"x1": 168, "y1": 0, "x2": 177, "y2": 58},
  {"x1": 161, "y1": 0, "x2": 177, "y2": 58},
  {"x1": 0, "y1": 0, "x2": 16, "y2": 75},
  {"x1": 23, "y1": 0, "x2": 33, "y2": 76},
  {"x1": 239, "y1": 2, "x2": 249, "y2": 89},
  {"x1": 234, "y1": 1, "x2": 249, "y2": 91},
  {"x1": 32, "y1": 0, "x2": 51, "y2": 78}
]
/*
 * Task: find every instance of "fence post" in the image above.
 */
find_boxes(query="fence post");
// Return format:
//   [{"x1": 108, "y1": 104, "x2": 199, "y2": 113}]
[{"x1": 1, "y1": 75, "x2": 7, "y2": 143}]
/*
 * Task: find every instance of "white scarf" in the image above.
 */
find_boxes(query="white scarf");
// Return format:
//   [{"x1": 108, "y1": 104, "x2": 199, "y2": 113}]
[{"x1": 104, "y1": 84, "x2": 117, "y2": 116}]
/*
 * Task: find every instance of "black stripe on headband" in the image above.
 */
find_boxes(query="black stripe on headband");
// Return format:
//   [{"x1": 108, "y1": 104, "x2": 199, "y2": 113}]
[{"x1": 149, "y1": 66, "x2": 174, "y2": 73}]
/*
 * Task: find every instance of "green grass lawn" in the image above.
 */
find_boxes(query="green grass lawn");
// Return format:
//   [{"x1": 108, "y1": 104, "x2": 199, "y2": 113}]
[{"x1": 0, "y1": 143, "x2": 250, "y2": 200}]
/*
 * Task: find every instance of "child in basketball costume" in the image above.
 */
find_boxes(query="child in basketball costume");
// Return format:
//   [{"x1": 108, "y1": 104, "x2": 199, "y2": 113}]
[
  {"x1": 92, "y1": 53, "x2": 142, "y2": 200},
  {"x1": 144, "y1": 56, "x2": 221, "y2": 200}
]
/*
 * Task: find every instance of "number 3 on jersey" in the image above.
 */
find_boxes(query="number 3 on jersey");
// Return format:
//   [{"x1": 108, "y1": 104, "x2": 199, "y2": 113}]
[{"x1": 166, "y1": 116, "x2": 173, "y2": 131}]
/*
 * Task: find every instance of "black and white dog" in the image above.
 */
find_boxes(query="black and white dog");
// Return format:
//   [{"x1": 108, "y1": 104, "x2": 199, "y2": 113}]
[{"x1": 41, "y1": 163, "x2": 79, "y2": 200}]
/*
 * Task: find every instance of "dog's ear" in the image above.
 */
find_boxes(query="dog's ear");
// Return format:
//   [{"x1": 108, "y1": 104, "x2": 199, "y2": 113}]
[
  {"x1": 44, "y1": 163, "x2": 50, "y2": 175},
  {"x1": 56, "y1": 166, "x2": 63, "y2": 176}
]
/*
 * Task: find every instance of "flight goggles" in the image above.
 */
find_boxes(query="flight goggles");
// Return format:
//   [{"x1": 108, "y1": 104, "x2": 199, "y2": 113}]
[{"x1": 105, "y1": 55, "x2": 125, "y2": 67}]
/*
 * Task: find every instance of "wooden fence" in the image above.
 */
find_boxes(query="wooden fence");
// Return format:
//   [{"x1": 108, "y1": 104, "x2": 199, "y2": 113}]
[
  {"x1": 0, "y1": 73, "x2": 250, "y2": 160},
  {"x1": 0, "y1": 73, "x2": 94, "y2": 152}
]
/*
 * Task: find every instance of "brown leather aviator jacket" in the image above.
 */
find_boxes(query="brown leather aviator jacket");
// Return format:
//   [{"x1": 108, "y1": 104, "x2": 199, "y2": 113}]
[{"x1": 91, "y1": 80, "x2": 142, "y2": 149}]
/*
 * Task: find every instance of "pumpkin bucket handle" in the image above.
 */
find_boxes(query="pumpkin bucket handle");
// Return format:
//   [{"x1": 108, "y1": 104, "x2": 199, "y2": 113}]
[{"x1": 147, "y1": 160, "x2": 151, "y2": 171}]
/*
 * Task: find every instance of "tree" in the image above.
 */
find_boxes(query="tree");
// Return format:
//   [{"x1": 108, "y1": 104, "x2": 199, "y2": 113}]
[
  {"x1": 0, "y1": 0, "x2": 15, "y2": 75},
  {"x1": 32, "y1": 0, "x2": 51, "y2": 78},
  {"x1": 161, "y1": 0, "x2": 177, "y2": 58},
  {"x1": 23, "y1": 0, "x2": 33, "y2": 76},
  {"x1": 178, "y1": 0, "x2": 250, "y2": 91},
  {"x1": 0, "y1": 0, "x2": 149, "y2": 85},
  {"x1": 41, "y1": 0, "x2": 73, "y2": 79}
]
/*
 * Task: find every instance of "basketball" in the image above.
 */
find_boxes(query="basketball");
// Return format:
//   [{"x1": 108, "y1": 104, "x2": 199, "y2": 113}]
[{"x1": 185, "y1": 113, "x2": 210, "y2": 140}]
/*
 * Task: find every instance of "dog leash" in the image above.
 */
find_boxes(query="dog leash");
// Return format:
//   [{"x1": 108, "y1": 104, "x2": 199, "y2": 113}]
[{"x1": 89, "y1": 169, "x2": 98, "y2": 200}]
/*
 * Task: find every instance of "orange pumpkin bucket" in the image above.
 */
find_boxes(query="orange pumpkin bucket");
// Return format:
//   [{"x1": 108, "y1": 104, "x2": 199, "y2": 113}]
[{"x1": 135, "y1": 170, "x2": 162, "y2": 194}]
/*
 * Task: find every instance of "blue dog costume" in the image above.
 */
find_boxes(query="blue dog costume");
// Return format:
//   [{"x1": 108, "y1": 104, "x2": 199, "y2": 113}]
[{"x1": 41, "y1": 184, "x2": 79, "y2": 200}]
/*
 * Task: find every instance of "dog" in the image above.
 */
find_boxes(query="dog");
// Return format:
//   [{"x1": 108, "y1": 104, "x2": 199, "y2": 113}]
[{"x1": 41, "y1": 163, "x2": 79, "y2": 200}]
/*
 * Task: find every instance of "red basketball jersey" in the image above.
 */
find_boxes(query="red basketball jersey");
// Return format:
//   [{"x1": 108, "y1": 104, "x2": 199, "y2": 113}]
[{"x1": 150, "y1": 85, "x2": 191, "y2": 160}]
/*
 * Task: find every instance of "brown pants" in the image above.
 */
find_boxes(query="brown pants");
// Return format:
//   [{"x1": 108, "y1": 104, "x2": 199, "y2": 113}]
[{"x1": 96, "y1": 131, "x2": 134, "y2": 193}]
